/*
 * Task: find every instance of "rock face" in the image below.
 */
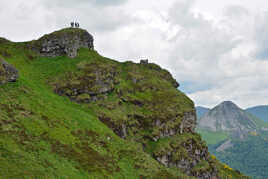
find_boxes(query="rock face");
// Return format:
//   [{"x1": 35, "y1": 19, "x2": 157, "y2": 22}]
[
  {"x1": 54, "y1": 62, "x2": 118, "y2": 103},
  {"x1": 152, "y1": 112, "x2": 218, "y2": 179},
  {"x1": 53, "y1": 59, "x2": 219, "y2": 178},
  {"x1": 198, "y1": 101, "x2": 258, "y2": 139},
  {"x1": 31, "y1": 28, "x2": 94, "y2": 58},
  {"x1": 0, "y1": 58, "x2": 18, "y2": 84}
]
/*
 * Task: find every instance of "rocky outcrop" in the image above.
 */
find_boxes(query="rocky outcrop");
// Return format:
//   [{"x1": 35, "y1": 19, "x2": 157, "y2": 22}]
[
  {"x1": 0, "y1": 58, "x2": 18, "y2": 84},
  {"x1": 54, "y1": 62, "x2": 118, "y2": 103},
  {"x1": 151, "y1": 111, "x2": 218, "y2": 179},
  {"x1": 31, "y1": 28, "x2": 94, "y2": 58},
  {"x1": 155, "y1": 138, "x2": 218, "y2": 179}
]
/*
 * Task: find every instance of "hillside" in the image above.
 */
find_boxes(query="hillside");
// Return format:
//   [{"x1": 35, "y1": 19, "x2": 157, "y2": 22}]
[
  {"x1": 196, "y1": 101, "x2": 268, "y2": 179},
  {"x1": 210, "y1": 135, "x2": 268, "y2": 179},
  {"x1": 0, "y1": 28, "x2": 248, "y2": 178},
  {"x1": 246, "y1": 105, "x2": 268, "y2": 123}
]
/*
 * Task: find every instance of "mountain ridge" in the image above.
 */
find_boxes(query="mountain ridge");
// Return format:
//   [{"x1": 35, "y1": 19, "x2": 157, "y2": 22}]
[{"x1": 246, "y1": 105, "x2": 268, "y2": 123}]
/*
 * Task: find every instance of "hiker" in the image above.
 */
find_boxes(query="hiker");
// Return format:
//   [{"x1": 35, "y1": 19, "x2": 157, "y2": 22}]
[{"x1": 71, "y1": 22, "x2": 74, "y2": 28}]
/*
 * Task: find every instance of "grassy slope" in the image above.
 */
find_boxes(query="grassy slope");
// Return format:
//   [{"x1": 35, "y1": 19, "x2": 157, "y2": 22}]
[
  {"x1": 0, "y1": 36, "x2": 248, "y2": 178},
  {"x1": 246, "y1": 106, "x2": 268, "y2": 123},
  {"x1": 196, "y1": 129, "x2": 229, "y2": 145}
]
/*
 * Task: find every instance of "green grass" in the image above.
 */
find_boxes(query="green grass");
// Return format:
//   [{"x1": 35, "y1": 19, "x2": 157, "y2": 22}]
[
  {"x1": 0, "y1": 29, "x2": 249, "y2": 179},
  {"x1": 0, "y1": 41, "x2": 191, "y2": 178},
  {"x1": 196, "y1": 129, "x2": 229, "y2": 145}
]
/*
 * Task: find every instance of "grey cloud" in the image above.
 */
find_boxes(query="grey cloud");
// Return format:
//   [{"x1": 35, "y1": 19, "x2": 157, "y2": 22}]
[
  {"x1": 223, "y1": 5, "x2": 249, "y2": 19},
  {"x1": 43, "y1": 0, "x2": 127, "y2": 8},
  {"x1": 166, "y1": 0, "x2": 241, "y2": 86},
  {"x1": 37, "y1": 0, "x2": 136, "y2": 34},
  {"x1": 168, "y1": 0, "x2": 209, "y2": 28},
  {"x1": 254, "y1": 12, "x2": 268, "y2": 60}
]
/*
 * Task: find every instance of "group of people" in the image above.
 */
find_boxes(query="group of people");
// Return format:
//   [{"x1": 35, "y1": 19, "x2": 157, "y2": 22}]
[{"x1": 71, "y1": 21, "x2": 80, "y2": 28}]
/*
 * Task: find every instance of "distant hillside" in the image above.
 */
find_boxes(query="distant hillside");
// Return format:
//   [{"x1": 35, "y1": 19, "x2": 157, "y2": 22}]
[
  {"x1": 246, "y1": 105, "x2": 268, "y2": 123},
  {"x1": 196, "y1": 106, "x2": 210, "y2": 119},
  {"x1": 198, "y1": 101, "x2": 261, "y2": 139},
  {"x1": 197, "y1": 101, "x2": 268, "y2": 179},
  {"x1": 210, "y1": 135, "x2": 268, "y2": 179}
]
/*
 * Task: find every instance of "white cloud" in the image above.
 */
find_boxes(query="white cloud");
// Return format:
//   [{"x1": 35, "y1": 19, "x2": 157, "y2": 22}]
[{"x1": 0, "y1": 0, "x2": 268, "y2": 108}]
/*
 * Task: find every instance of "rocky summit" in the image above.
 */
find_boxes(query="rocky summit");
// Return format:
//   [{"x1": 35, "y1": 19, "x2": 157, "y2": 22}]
[
  {"x1": 30, "y1": 28, "x2": 94, "y2": 58},
  {"x1": 0, "y1": 28, "x2": 249, "y2": 178}
]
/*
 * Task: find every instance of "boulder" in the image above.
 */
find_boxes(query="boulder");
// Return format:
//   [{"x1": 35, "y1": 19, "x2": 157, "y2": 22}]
[{"x1": 0, "y1": 58, "x2": 18, "y2": 84}]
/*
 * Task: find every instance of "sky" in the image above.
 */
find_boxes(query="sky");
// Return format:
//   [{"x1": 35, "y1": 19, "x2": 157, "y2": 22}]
[{"x1": 1, "y1": 0, "x2": 268, "y2": 108}]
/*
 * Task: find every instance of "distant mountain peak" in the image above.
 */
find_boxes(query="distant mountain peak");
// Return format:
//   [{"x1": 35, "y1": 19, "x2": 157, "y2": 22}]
[
  {"x1": 217, "y1": 101, "x2": 239, "y2": 108},
  {"x1": 198, "y1": 101, "x2": 259, "y2": 139}
]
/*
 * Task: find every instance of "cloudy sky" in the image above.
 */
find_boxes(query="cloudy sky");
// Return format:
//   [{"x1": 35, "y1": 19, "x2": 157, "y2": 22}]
[{"x1": 1, "y1": 0, "x2": 268, "y2": 108}]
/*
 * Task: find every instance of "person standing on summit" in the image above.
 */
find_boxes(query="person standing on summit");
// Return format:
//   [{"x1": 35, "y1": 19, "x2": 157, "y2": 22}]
[
  {"x1": 70, "y1": 21, "x2": 80, "y2": 28},
  {"x1": 75, "y1": 22, "x2": 80, "y2": 28}
]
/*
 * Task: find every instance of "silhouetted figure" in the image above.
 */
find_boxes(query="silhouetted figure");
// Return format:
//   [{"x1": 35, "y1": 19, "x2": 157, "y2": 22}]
[
  {"x1": 77, "y1": 23, "x2": 80, "y2": 28},
  {"x1": 71, "y1": 22, "x2": 74, "y2": 28}
]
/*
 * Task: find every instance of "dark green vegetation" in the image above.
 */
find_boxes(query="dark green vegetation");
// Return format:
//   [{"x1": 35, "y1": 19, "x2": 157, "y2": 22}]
[
  {"x1": 196, "y1": 102, "x2": 268, "y2": 179},
  {"x1": 0, "y1": 29, "x2": 249, "y2": 178},
  {"x1": 209, "y1": 135, "x2": 268, "y2": 179},
  {"x1": 246, "y1": 105, "x2": 268, "y2": 123},
  {"x1": 196, "y1": 129, "x2": 228, "y2": 145}
]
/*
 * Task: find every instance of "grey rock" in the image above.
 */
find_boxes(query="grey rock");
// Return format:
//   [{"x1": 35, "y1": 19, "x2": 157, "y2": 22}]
[
  {"x1": 0, "y1": 58, "x2": 18, "y2": 84},
  {"x1": 31, "y1": 28, "x2": 94, "y2": 58}
]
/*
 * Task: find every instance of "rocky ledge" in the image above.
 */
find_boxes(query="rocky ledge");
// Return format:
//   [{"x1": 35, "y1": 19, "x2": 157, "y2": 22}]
[
  {"x1": 52, "y1": 58, "x2": 219, "y2": 178},
  {"x1": 0, "y1": 58, "x2": 18, "y2": 85},
  {"x1": 30, "y1": 28, "x2": 94, "y2": 58}
]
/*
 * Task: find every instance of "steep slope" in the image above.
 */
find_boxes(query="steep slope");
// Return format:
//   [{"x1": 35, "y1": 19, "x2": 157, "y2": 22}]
[
  {"x1": 246, "y1": 105, "x2": 268, "y2": 123},
  {"x1": 196, "y1": 106, "x2": 210, "y2": 120},
  {"x1": 0, "y1": 28, "x2": 248, "y2": 178}
]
